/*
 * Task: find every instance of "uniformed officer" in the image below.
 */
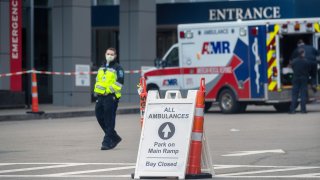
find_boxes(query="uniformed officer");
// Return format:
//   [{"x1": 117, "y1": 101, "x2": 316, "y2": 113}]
[{"x1": 94, "y1": 47, "x2": 124, "y2": 150}]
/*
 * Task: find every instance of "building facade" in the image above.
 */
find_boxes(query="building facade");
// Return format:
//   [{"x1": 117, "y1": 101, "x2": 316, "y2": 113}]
[{"x1": 0, "y1": 0, "x2": 319, "y2": 107}]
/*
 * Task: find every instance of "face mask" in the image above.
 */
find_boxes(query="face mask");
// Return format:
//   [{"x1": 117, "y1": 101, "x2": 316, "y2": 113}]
[{"x1": 105, "y1": 55, "x2": 115, "y2": 64}]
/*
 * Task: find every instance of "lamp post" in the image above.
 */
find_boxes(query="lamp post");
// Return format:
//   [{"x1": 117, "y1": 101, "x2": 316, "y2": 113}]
[
  {"x1": 30, "y1": 0, "x2": 34, "y2": 70},
  {"x1": 26, "y1": 0, "x2": 34, "y2": 108}
]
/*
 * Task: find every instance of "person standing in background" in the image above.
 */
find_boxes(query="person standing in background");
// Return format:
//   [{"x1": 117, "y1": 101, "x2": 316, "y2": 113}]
[
  {"x1": 94, "y1": 47, "x2": 124, "y2": 150},
  {"x1": 289, "y1": 48, "x2": 310, "y2": 114},
  {"x1": 291, "y1": 39, "x2": 319, "y2": 92}
]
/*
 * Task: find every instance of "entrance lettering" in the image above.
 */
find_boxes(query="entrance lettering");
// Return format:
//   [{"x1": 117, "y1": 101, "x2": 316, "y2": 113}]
[{"x1": 209, "y1": 6, "x2": 281, "y2": 21}]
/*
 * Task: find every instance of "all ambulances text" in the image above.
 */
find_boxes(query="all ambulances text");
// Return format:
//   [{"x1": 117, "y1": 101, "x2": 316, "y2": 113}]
[{"x1": 148, "y1": 107, "x2": 189, "y2": 119}]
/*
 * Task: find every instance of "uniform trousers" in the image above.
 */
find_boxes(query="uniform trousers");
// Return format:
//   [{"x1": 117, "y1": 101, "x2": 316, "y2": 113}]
[
  {"x1": 308, "y1": 61, "x2": 317, "y2": 86},
  {"x1": 95, "y1": 94, "x2": 121, "y2": 147},
  {"x1": 290, "y1": 77, "x2": 308, "y2": 113}
]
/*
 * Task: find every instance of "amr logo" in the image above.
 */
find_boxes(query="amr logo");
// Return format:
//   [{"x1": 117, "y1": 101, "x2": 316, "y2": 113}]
[
  {"x1": 163, "y1": 79, "x2": 178, "y2": 86},
  {"x1": 202, "y1": 41, "x2": 230, "y2": 54}
]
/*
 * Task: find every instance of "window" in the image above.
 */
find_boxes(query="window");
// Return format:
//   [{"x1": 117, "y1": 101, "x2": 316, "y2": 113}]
[{"x1": 165, "y1": 47, "x2": 179, "y2": 67}]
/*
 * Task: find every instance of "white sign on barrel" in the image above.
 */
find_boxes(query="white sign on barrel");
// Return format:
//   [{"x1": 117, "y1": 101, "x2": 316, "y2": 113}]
[{"x1": 134, "y1": 90, "x2": 197, "y2": 179}]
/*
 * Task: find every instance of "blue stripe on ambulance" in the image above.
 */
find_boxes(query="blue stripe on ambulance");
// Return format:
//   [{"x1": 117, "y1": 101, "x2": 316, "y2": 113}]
[
  {"x1": 233, "y1": 38, "x2": 249, "y2": 83},
  {"x1": 248, "y1": 25, "x2": 268, "y2": 99}
]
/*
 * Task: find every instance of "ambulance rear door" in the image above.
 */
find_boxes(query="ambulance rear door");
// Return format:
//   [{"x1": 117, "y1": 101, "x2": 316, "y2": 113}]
[
  {"x1": 248, "y1": 25, "x2": 268, "y2": 99},
  {"x1": 266, "y1": 24, "x2": 282, "y2": 93}
]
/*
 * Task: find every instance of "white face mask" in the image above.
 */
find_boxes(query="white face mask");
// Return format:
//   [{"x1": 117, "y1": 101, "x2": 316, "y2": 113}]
[{"x1": 105, "y1": 55, "x2": 115, "y2": 64}]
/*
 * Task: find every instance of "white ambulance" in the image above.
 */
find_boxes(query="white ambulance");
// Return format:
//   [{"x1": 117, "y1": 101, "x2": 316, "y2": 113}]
[{"x1": 142, "y1": 18, "x2": 320, "y2": 113}]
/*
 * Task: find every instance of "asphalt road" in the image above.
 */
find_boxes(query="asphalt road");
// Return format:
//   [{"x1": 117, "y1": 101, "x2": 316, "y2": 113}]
[{"x1": 0, "y1": 104, "x2": 320, "y2": 179}]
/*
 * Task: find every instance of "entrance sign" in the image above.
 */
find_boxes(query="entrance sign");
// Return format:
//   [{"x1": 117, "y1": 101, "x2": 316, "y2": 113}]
[{"x1": 134, "y1": 90, "x2": 197, "y2": 179}]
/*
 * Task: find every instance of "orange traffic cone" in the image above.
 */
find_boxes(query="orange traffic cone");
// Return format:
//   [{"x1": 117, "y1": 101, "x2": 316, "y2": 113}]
[
  {"x1": 185, "y1": 78, "x2": 212, "y2": 179},
  {"x1": 139, "y1": 77, "x2": 147, "y2": 127},
  {"x1": 27, "y1": 69, "x2": 44, "y2": 114}
]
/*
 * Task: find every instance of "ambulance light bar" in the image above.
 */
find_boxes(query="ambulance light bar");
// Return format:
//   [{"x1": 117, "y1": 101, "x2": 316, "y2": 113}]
[{"x1": 281, "y1": 21, "x2": 315, "y2": 33}]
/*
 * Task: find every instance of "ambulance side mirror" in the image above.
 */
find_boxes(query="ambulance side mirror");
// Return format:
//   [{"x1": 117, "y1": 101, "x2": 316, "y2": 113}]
[
  {"x1": 161, "y1": 60, "x2": 167, "y2": 68},
  {"x1": 154, "y1": 58, "x2": 165, "y2": 68},
  {"x1": 154, "y1": 58, "x2": 160, "y2": 68}
]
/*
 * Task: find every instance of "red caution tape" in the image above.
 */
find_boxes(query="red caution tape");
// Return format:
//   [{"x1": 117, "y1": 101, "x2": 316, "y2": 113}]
[{"x1": 0, "y1": 69, "x2": 142, "y2": 78}]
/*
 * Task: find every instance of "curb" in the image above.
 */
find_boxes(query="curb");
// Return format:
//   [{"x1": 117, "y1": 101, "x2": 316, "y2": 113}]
[{"x1": 0, "y1": 108, "x2": 140, "y2": 122}]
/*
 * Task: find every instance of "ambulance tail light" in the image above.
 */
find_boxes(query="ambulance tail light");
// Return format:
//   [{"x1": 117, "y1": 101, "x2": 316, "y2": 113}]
[
  {"x1": 272, "y1": 67, "x2": 278, "y2": 77},
  {"x1": 294, "y1": 22, "x2": 300, "y2": 31}
]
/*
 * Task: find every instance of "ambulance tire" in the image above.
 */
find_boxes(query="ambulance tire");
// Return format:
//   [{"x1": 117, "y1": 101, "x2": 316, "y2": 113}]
[
  {"x1": 273, "y1": 102, "x2": 291, "y2": 112},
  {"x1": 238, "y1": 103, "x2": 247, "y2": 113},
  {"x1": 218, "y1": 89, "x2": 241, "y2": 114},
  {"x1": 204, "y1": 102, "x2": 212, "y2": 112},
  {"x1": 147, "y1": 85, "x2": 159, "y2": 93}
]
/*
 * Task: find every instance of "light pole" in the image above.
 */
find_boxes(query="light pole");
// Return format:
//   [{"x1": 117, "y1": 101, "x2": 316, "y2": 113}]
[
  {"x1": 27, "y1": 0, "x2": 34, "y2": 108},
  {"x1": 30, "y1": 0, "x2": 34, "y2": 70}
]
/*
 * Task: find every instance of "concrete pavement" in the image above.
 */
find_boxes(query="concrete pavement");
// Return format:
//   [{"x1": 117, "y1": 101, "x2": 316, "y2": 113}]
[
  {"x1": 0, "y1": 102, "x2": 139, "y2": 121},
  {"x1": 1, "y1": 106, "x2": 320, "y2": 179}
]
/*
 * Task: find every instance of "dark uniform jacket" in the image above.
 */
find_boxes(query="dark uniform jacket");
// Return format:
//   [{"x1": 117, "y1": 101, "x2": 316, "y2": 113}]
[{"x1": 291, "y1": 57, "x2": 310, "y2": 80}]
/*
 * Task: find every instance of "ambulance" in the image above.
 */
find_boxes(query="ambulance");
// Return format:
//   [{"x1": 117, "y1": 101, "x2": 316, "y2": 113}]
[{"x1": 142, "y1": 18, "x2": 320, "y2": 113}]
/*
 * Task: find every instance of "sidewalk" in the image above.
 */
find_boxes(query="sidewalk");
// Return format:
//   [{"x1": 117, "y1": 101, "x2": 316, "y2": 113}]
[{"x1": 0, "y1": 102, "x2": 139, "y2": 122}]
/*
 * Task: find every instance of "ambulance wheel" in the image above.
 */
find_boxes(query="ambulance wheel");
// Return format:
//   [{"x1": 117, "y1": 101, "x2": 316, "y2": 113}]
[
  {"x1": 273, "y1": 102, "x2": 291, "y2": 112},
  {"x1": 218, "y1": 89, "x2": 240, "y2": 114},
  {"x1": 147, "y1": 85, "x2": 160, "y2": 97},
  {"x1": 147, "y1": 85, "x2": 159, "y2": 92},
  {"x1": 238, "y1": 103, "x2": 247, "y2": 113},
  {"x1": 204, "y1": 102, "x2": 212, "y2": 112}
]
